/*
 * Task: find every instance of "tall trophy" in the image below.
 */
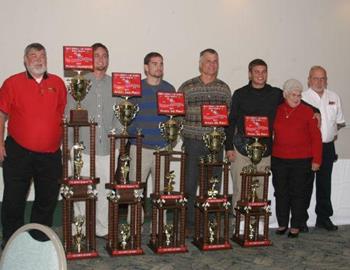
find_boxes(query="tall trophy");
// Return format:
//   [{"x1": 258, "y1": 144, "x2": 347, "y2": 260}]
[
  {"x1": 193, "y1": 105, "x2": 231, "y2": 251},
  {"x1": 233, "y1": 116, "x2": 272, "y2": 247},
  {"x1": 105, "y1": 72, "x2": 144, "y2": 256},
  {"x1": 61, "y1": 46, "x2": 100, "y2": 259},
  {"x1": 149, "y1": 92, "x2": 187, "y2": 254}
]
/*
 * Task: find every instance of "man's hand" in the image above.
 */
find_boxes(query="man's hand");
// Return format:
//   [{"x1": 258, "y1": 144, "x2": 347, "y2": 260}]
[
  {"x1": 0, "y1": 143, "x2": 6, "y2": 162},
  {"x1": 313, "y1": 113, "x2": 321, "y2": 128},
  {"x1": 226, "y1": 150, "x2": 236, "y2": 162},
  {"x1": 311, "y1": 162, "x2": 320, "y2": 171}
]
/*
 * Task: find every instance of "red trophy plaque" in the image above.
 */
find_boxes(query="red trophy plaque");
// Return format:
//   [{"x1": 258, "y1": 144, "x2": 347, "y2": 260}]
[
  {"x1": 63, "y1": 46, "x2": 94, "y2": 70},
  {"x1": 244, "y1": 116, "x2": 269, "y2": 137},
  {"x1": 201, "y1": 104, "x2": 229, "y2": 127},
  {"x1": 112, "y1": 72, "x2": 142, "y2": 97},
  {"x1": 64, "y1": 46, "x2": 94, "y2": 124},
  {"x1": 157, "y1": 92, "x2": 185, "y2": 115}
]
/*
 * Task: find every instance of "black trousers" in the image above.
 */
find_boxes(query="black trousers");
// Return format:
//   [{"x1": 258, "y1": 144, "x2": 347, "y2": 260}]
[
  {"x1": 1, "y1": 136, "x2": 62, "y2": 243},
  {"x1": 183, "y1": 137, "x2": 223, "y2": 228},
  {"x1": 271, "y1": 157, "x2": 312, "y2": 229},
  {"x1": 305, "y1": 142, "x2": 336, "y2": 223}
]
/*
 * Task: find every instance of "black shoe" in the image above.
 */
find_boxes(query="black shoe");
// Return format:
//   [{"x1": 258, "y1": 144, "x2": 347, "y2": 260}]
[
  {"x1": 288, "y1": 231, "x2": 299, "y2": 238},
  {"x1": 316, "y1": 219, "x2": 338, "y2": 231},
  {"x1": 299, "y1": 224, "x2": 309, "y2": 233},
  {"x1": 275, "y1": 227, "x2": 288, "y2": 235}
]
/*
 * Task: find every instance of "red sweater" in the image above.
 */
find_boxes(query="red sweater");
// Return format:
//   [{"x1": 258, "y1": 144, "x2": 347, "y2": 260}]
[{"x1": 272, "y1": 101, "x2": 322, "y2": 165}]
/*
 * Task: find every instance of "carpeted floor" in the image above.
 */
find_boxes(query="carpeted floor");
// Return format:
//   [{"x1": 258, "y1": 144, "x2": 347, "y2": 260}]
[{"x1": 66, "y1": 223, "x2": 350, "y2": 270}]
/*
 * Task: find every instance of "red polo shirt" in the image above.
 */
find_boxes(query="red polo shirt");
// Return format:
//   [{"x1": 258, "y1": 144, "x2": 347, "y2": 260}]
[{"x1": 0, "y1": 71, "x2": 67, "y2": 153}]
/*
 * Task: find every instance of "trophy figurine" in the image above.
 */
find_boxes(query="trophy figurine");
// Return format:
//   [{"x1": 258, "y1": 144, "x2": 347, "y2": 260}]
[
  {"x1": 245, "y1": 137, "x2": 267, "y2": 169},
  {"x1": 159, "y1": 116, "x2": 183, "y2": 151},
  {"x1": 165, "y1": 170, "x2": 176, "y2": 194},
  {"x1": 120, "y1": 154, "x2": 131, "y2": 184},
  {"x1": 208, "y1": 219, "x2": 217, "y2": 244},
  {"x1": 71, "y1": 142, "x2": 85, "y2": 179},
  {"x1": 203, "y1": 127, "x2": 226, "y2": 162},
  {"x1": 120, "y1": 224, "x2": 131, "y2": 250},
  {"x1": 113, "y1": 97, "x2": 139, "y2": 135},
  {"x1": 73, "y1": 215, "x2": 85, "y2": 253},
  {"x1": 248, "y1": 220, "x2": 256, "y2": 241},
  {"x1": 207, "y1": 176, "x2": 219, "y2": 199},
  {"x1": 67, "y1": 71, "x2": 91, "y2": 123},
  {"x1": 250, "y1": 178, "x2": 260, "y2": 202},
  {"x1": 163, "y1": 224, "x2": 173, "y2": 246}
]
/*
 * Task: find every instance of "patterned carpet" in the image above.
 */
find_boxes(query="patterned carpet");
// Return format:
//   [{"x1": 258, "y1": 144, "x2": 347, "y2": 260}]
[{"x1": 67, "y1": 223, "x2": 350, "y2": 270}]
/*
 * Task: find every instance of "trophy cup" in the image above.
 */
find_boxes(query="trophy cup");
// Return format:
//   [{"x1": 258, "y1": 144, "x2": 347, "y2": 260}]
[
  {"x1": 71, "y1": 142, "x2": 85, "y2": 179},
  {"x1": 163, "y1": 224, "x2": 173, "y2": 246},
  {"x1": 202, "y1": 127, "x2": 226, "y2": 163},
  {"x1": 245, "y1": 137, "x2": 267, "y2": 170},
  {"x1": 120, "y1": 224, "x2": 131, "y2": 250},
  {"x1": 159, "y1": 116, "x2": 183, "y2": 151},
  {"x1": 113, "y1": 97, "x2": 139, "y2": 135},
  {"x1": 73, "y1": 215, "x2": 85, "y2": 253},
  {"x1": 67, "y1": 71, "x2": 91, "y2": 123}
]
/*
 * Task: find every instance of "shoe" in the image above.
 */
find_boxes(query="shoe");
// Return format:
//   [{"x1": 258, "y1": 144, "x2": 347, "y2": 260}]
[
  {"x1": 299, "y1": 224, "x2": 309, "y2": 233},
  {"x1": 316, "y1": 219, "x2": 338, "y2": 231},
  {"x1": 275, "y1": 227, "x2": 288, "y2": 235},
  {"x1": 288, "y1": 231, "x2": 299, "y2": 238}
]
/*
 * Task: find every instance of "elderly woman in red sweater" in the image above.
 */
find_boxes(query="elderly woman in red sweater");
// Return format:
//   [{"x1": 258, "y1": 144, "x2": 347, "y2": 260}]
[{"x1": 272, "y1": 79, "x2": 322, "y2": 238}]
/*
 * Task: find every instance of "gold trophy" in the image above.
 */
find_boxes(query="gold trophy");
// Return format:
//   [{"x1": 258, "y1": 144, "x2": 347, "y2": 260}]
[
  {"x1": 159, "y1": 116, "x2": 183, "y2": 151},
  {"x1": 248, "y1": 220, "x2": 256, "y2": 241},
  {"x1": 67, "y1": 71, "x2": 91, "y2": 123},
  {"x1": 113, "y1": 97, "x2": 139, "y2": 135},
  {"x1": 208, "y1": 219, "x2": 217, "y2": 244},
  {"x1": 203, "y1": 127, "x2": 226, "y2": 163},
  {"x1": 73, "y1": 215, "x2": 85, "y2": 253},
  {"x1": 207, "y1": 176, "x2": 219, "y2": 199},
  {"x1": 163, "y1": 224, "x2": 173, "y2": 246},
  {"x1": 120, "y1": 224, "x2": 131, "y2": 250},
  {"x1": 71, "y1": 142, "x2": 85, "y2": 179},
  {"x1": 120, "y1": 154, "x2": 131, "y2": 184},
  {"x1": 245, "y1": 137, "x2": 267, "y2": 169},
  {"x1": 165, "y1": 170, "x2": 176, "y2": 194}
]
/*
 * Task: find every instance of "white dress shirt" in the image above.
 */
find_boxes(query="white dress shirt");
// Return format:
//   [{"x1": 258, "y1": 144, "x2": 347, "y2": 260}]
[{"x1": 302, "y1": 88, "x2": 345, "y2": 143}]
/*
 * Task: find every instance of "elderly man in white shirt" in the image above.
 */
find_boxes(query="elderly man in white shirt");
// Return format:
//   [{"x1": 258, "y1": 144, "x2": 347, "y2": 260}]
[{"x1": 302, "y1": 65, "x2": 346, "y2": 232}]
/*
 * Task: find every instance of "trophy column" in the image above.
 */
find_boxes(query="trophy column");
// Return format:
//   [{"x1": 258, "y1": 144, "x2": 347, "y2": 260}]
[
  {"x1": 232, "y1": 138, "x2": 272, "y2": 247},
  {"x1": 148, "y1": 149, "x2": 188, "y2": 254},
  {"x1": 192, "y1": 158, "x2": 232, "y2": 251},
  {"x1": 61, "y1": 119, "x2": 100, "y2": 260},
  {"x1": 105, "y1": 131, "x2": 145, "y2": 256}
]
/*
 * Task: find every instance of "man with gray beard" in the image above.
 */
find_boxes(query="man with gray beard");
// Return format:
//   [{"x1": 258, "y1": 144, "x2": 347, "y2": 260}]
[{"x1": 0, "y1": 43, "x2": 67, "y2": 248}]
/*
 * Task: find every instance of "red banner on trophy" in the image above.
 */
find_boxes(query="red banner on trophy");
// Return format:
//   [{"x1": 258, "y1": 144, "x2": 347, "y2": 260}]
[
  {"x1": 201, "y1": 105, "x2": 229, "y2": 126},
  {"x1": 63, "y1": 46, "x2": 94, "y2": 70},
  {"x1": 157, "y1": 92, "x2": 185, "y2": 115},
  {"x1": 112, "y1": 72, "x2": 142, "y2": 96},
  {"x1": 244, "y1": 116, "x2": 270, "y2": 137}
]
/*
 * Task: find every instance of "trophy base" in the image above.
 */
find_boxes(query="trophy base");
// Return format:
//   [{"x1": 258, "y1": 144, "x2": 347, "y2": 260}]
[
  {"x1": 192, "y1": 238, "x2": 232, "y2": 251},
  {"x1": 66, "y1": 250, "x2": 99, "y2": 260},
  {"x1": 70, "y1": 109, "x2": 89, "y2": 124},
  {"x1": 148, "y1": 243, "x2": 188, "y2": 254},
  {"x1": 106, "y1": 245, "x2": 144, "y2": 256},
  {"x1": 232, "y1": 235, "x2": 272, "y2": 247}
]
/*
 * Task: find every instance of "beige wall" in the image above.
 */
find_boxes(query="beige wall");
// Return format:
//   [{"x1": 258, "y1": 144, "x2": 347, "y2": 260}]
[{"x1": 0, "y1": 0, "x2": 349, "y2": 157}]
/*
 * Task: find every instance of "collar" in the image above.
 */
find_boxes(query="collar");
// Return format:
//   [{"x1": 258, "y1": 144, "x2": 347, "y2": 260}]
[{"x1": 26, "y1": 70, "x2": 48, "y2": 80}]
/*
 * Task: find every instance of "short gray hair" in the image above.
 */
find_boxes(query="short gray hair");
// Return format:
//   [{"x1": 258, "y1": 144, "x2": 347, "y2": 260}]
[
  {"x1": 24, "y1": 43, "x2": 46, "y2": 56},
  {"x1": 282, "y1": 79, "x2": 303, "y2": 98}
]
